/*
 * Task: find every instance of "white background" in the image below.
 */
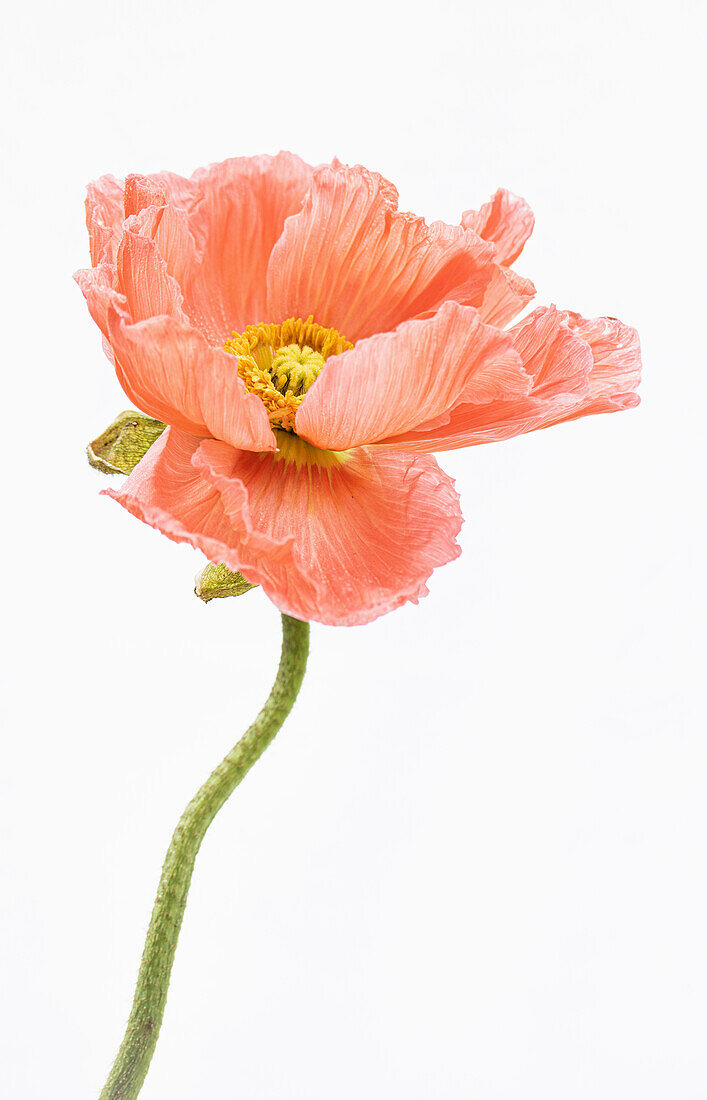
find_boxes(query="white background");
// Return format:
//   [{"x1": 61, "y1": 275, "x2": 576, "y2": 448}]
[{"x1": 1, "y1": 0, "x2": 706, "y2": 1097}]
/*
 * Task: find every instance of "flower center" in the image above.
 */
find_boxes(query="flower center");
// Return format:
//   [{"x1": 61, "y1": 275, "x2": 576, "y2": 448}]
[
  {"x1": 271, "y1": 344, "x2": 325, "y2": 397},
  {"x1": 224, "y1": 316, "x2": 353, "y2": 433}
]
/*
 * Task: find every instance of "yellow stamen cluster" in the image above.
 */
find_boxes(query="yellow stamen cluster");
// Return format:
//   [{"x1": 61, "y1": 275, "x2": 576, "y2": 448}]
[{"x1": 224, "y1": 316, "x2": 352, "y2": 433}]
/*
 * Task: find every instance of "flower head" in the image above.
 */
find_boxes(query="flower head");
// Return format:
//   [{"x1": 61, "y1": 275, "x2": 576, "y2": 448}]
[{"x1": 76, "y1": 154, "x2": 641, "y2": 626}]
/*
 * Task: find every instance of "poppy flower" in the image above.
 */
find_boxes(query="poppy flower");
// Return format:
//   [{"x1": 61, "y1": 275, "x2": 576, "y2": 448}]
[{"x1": 76, "y1": 154, "x2": 641, "y2": 626}]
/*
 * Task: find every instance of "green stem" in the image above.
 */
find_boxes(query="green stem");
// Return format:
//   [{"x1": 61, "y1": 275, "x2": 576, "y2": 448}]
[{"x1": 99, "y1": 613, "x2": 310, "y2": 1100}]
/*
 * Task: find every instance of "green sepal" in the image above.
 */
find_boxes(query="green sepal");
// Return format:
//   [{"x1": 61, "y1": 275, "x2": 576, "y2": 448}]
[
  {"x1": 195, "y1": 563, "x2": 258, "y2": 603},
  {"x1": 87, "y1": 411, "x2": 166, "y2": 475}
]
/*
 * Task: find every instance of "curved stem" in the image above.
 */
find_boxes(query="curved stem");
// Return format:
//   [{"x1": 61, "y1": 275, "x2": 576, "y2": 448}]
[{"x1": 99, "y1": 613, "x2": 310, "y2": 1100}]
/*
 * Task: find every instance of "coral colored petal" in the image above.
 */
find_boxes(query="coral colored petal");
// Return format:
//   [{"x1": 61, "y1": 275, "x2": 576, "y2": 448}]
[
  {"x1": 267, "y1": 163, "x2": 497, "y2": 341},
  {"x1": 116, "y1": 227, "x2": 188, "y2": 323},
  {"x1": 134, "y1": 203, "x2": 200, "y2": 289},
  {"x1": 384, "y1": 306, "x2": 592, "y2": 451},
  {"x1": 192, "y1": 440, "x2": 463, "y2": 626},
  {"x1": 528, "y1": 313, "x2": 642, "y2": 430},
  {"x1": 84, "y1": 171, "x2": 199, "y2": 273},
  {"x1": 546, "y1": 390, "x2": 641, "y2": 427},
  {"x1": 74, "y1": 264, "x2": 125, "y2": 342},
  {"x1": 296, "y1": 301, "x2": 527, "y2": 451},
  {"x1": 382, "y1": 396, "x2": 562, "y2": 451},
  {"x1": 182, "y1": 152, "x2": 314, "y2": 343},
  {"x1": 106, "y1": 307, "x2": 275, "y2": 451},
  {"x1": 123, "y1": 174, "x2": 167, "y2": 217},
  {"x1": 102, "y1": 428, "x2": 272, "y2": 568},
  {"x1": 560, "y1": 312, "x2": 642, "y2": 399},
  {"x1": 462, "y1": 189, "x2": 535, "y2": 266},
  {"x1": 477, "y1": 266, "x2": 536, "y2": 327},
  {"x1": 147, "y1": 170, "x2": 200, "y2": 209},
  {"x1": 383, "y1": 308, "x2": 640, "y2": 451},
  {"x1": 85, "y1": 175, "x2": 124, "y2": 265},
  {"x1": 106, "y1": 431, "x2": 463, "y2": 626},
  {"x1": 121, "y1": 174, "x2": 205, "y2": 293},
  {"x1": 509, "y1": 307, "x2": 593, "y2": 397}
]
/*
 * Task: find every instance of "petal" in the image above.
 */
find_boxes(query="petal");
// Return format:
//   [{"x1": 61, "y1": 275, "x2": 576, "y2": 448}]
[
  {"x1": 85, "y1": 175, "x2": 124, "y2": 265},
  {"x1": 560, "y1": 312, "x2": 642, "y2": 399},
  {"x1": 381, "y1": 395, "x2": 563, "y2": 451},
  {"x1": 105, "y1": 306, "x2": 276, "y2": 451},
  {"x1": 74, "y1": 263, "x2": 125, "y2": 342},
  {"x1": 102, "y1": 428, "x2": 278, "y2": 568},
  {"x1": 267, "y1": 163, "x2": 497, "y2": 342},
  {"x1": 107, "y1": 430, "x2": 463, "y2": 626},
  {"x1": 509, "y1": 307, "x2": 593, "y2": 397},
  {"x1": 477, "y1": 265, "x2": 536, "y2": 327},
  {"x1": 122, "y1": 171, "x2": 200, "y2": 218},
  {"x1": 123, "y1": 173, "x2": 167, "y2": 216},
  {"x1": 462, "y1": 188, "x2": 535, "y2": 266},
  {"x1": 193, "y1": 439, "x2": 463, "y2": 626},
  {"x1": 527, "y1": 312, "x2": 642, "y2": 429},
  {"x1": 182, "y1": 152, "x2": 315, "y2": 343},
  {"x1": 382, "y1": 307, "x2": 639, "y2": 451},
  {"x1": 296, "y1": 301, "x2": 527, "y2": 451},
  {"x1": 116, "y1": 226, "x2": 187, "y2": 323},
  {"x1": 147, "y1": 170, "x2": 200, "y2": 209},
  {"x1": 131, "y1": 203, "x2": 200, "y2": 290},
  {"x1": 122, "y1": 175, "x2": 202, "y2": 289}
]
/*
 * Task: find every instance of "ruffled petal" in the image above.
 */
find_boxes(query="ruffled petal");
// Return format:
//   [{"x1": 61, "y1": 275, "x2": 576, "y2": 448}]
[
  {"x1": 267, "y1": 163, "x2": 498, "y2": 341},
  {"x1": 381, "y1": 396, "x2": 556, "y2": 451},
  {"x1": 74, "y1": 263, "x2": 125, "y2": 343},
  {"x1": 560, "y1": 312, "x2": 642, "y2": 399},
  {"x1": 123, "y1": 174, "x2": 168, "y2": 216},
  {"x1": 116, "y1": 225, "x2": 188, "y2": 323},
  {"x1": 534, "y1": 312, "x2": 641, "y2": 428},
  {"x1": 382, "y1": 306, "x2": 639, "y2": 452},
  {"x1": 193, "y1": 440, "x2": 463, "y2": 625},
  {"x1": 105, "y1": 306, "x2": 275, "y2": 451},
  {"x1": 85, "y1": 175, "x2": 124, "y2": 265},
  {"x1": 296, "y1": 301, "x2": 527, "y2": 451},
  {"x1": 147, "y1": 170, "x2": 200, "y2": 210},
  {"x1": 510, "y1": 306, "x2": 593, "y2": 397},
  {"x1": 106, "y1": 429, "x2": 463, "y2": 626},
  {"x1": 86, "y1": 168, "x2": 200, "y2": 253},
  {"x1": 477, "y1": 266, "x2": 536, "y2": 327},
  {"x1": 182, "y1": 152, "x2": 314, "y2": 343},
  {"x1": 102, "y1": 428, "x2": 272, "y2": 567},
  {"x1": 120, "y1": 174, "x2": 205, "y2": 309},
  {"x1": 84, "y1": 157, "x2": 313, "y2": 345},
  {"x1": 462, "y1": 188, "x2": 535, "y2": 266}
]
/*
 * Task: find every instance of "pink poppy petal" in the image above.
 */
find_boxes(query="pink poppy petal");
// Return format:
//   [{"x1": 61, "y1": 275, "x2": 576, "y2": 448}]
[
  {"x1": 123, "y1": 174, "x2": 168, "y2": 217},
  {"x1": 182, "y1": 152, "x2": 315, "y2": 343},
  {"x1": 560, "y1": 312, "x2": 642, "y2": 399},
  {"x1": 477, "y1": 266, "x2": 536, "y2": 327},
  {"x1": 85, "y1": 174, "x2": 124, "y2": 265},
  {"x1": 296, "y1": 301, "x2": 527, "y2": 451},
  {"x1": 148, "y1": 170, "x2": 200, "y2": 209},
  {"x1": 106, "y1": 306, "x2": 275, "y2": 451},
  {"x1": 382, "y1": 308, "x2": 640, "y2": 451},
  {"x1": 526, "y1": 312, "x2": 642, "y2": 430},
  {"x1": 381, "y1": 396, "x2": 563, "y2": 451},
  {"x1": 462, "y1": 189, "x2": 535, "y2": 266},
  {"x1": 193, "y1": 440, "x2": 463, "y2": 626},
  {"x1": 106, "y1": 430, "x2": 463, "y2": 626},
  {"x1": 127, "y1": 202, "x2": 201, "y2": 291},
  {"x1": 509, "y1": 306, "x2": 593, "y2": 397},
  {"x1": 122, "y1": 174, "x2": 202, "y2": 287},
  {"x1": 74, "y1": 263, "x2": 125, "y2": 343},
  {"x1": 102, "y1": 428, "x2": 291, "y2": 570},
  {"x1": 267, "y1": 163, "x2": 498, "y2": 341},
  {"x1": 116, "y1": 226, "x2": 188, "y2": 323}
]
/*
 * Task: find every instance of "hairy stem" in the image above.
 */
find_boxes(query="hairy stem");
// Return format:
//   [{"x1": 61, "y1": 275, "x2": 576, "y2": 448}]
[{"x1": 99, "y1": 613, "x2": 310, "y2": 1100}]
